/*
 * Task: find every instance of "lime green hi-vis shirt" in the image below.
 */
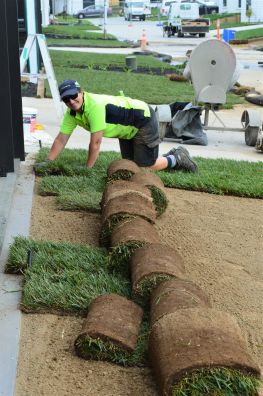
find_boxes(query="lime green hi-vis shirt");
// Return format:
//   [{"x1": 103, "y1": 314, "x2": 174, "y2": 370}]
[{"x1": 60, "y1": 92, "x2": 151, "y2": 140}]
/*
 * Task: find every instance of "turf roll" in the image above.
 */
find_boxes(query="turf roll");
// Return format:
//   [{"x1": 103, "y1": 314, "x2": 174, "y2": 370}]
[
  {"x1": 100, "y1": 194, "x2": 156, "y2": 247},
  {"x1": 150, "y1": 278, "x2": 211, "y2": 327},
  {"x1": 245, "y1": 92, "x2": 263, "y2": 106},
  {"x1": 149, "y1": 308, "x2": 261, "y2": 396},
  {"x1": 75, "y1": 293, "x2": 143, "y2": 363},
  {"x1": 101, "y1": 180, "x2": 153, "y2": 209},
  {"x1": 131, "y1": 172, "x2": 168, "y2": 216},
  {"x1": 109, "y1": 217, "x2": 160, "y2": 271},
  {"x1": 107, "y1": 159, "x2": 141, "y2": 181},
  {"x1": 131, "y1": 243, "x2": 185, "y2": 303}
]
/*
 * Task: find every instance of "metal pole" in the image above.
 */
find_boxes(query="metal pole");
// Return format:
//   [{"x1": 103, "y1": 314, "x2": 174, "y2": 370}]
[
  {"x1": 204, "y1": 107, "x2": 210, "y2": 127},
  {"x1": 0, "y1": 0, "x2": 14, "y2": 175},
  {"x1": 5, "y1": 0, "x2": 25, "y2": 161},
  {"x1": 103, "y1": 0, "x2": 107, "y2": 39}
]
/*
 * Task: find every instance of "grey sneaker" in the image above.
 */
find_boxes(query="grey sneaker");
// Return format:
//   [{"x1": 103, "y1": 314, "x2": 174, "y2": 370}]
[
  {"x1": 163, "y1": 145, "x2": 190, "y2": 157},
  {"x1": 173, "y1": 149, "x2": 198, "y2": 174}
]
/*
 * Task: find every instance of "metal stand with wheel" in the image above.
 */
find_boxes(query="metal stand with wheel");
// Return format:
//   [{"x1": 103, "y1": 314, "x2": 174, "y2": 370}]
[
  {"x1": 156, "y1": 40, "x2": 262, "y2": 148},
  {"x1": 202, "y1": 105, "x2": 261, "y2": 147},
  {"x1": 188, "y1": 39, "x2": 262, "y2": 148}
]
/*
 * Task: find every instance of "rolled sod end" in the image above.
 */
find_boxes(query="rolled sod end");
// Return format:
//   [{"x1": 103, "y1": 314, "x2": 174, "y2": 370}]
[
  {"x1": 109, "y1": 217, "x2": 160, "y2": 270},
  {"x1": 131, "y1": 172, "x2": 168, "y2": 216},
  {"x1": 100, "y1": 194, "x2": 156, "y2": 248},
  {"x1": 107, "y1": 159, "x2": 141, "y2": 181},
  {"x1": 99, "y1": 214, "x2": 136, "y2": 248},
  {"x1": 170, "y1": 367, "x2": 261, "y2": 396},
  {"x1": 74, "y1": 335, "x2": 132, "y2": 363},
  {"x1": 74, "y1": 293, "x2": 143, "y2": 365},
  {"x1": 150, "y1": 278, "x2": 211, "y2": 327},
  {"x1": 149, "y1": 308, "x2": 261, "y2": 396},
  {"x1": 108, "y1": 240, "x2": 146, "y2": 273},
  {"x1": 101, "y1": 193, "x2": 156, "y2": 228},
  {"x1": 101, "y1": 179, "x2": 152, "y2": 209},
  {"x1": 131, "y1": 244, "x2": 185, "y2": 304}
]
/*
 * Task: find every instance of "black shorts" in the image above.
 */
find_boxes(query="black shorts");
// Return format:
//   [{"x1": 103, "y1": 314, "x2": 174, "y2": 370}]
[
  {"x1": 119, "y1": 139, "x2": 159, "y2": 167},
  {"x1": 118, "y1": 107, "x2": 160, "y2": 167}
]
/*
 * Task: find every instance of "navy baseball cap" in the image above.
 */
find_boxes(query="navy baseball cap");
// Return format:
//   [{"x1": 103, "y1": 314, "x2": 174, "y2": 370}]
[{"x1": 59, "y1": 80, "x2": 81, "y2": 99}]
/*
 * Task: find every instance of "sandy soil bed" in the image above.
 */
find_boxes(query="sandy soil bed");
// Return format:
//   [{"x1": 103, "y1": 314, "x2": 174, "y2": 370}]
[{"x1": 15, "y1": 183, "x2": 263, "y2": 396}]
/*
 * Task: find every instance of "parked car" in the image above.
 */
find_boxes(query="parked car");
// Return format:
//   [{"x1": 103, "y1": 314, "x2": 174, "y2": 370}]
[{"x1": 74, "y1": 5, "x2": 112, "y2": 19}]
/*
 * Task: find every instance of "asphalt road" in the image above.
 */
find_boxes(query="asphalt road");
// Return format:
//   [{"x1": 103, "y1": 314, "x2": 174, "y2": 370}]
[{"x1": 92, "y1": 16, "x2": 263, "y2": 43}]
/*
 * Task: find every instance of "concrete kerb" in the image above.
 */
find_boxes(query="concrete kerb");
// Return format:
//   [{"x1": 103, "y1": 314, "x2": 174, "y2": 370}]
[{"x1": 0, "y1": 157, "x2": 35, "y2": 396}]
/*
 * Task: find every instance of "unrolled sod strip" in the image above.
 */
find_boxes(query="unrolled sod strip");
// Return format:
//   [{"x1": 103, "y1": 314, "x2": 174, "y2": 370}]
[
  {"x1": 131, "y1": 243, "x2": 185, "y2": 303},
  {"x1": 75, "y1": 293, "x2": 143, "y2": 364},
  {"x1": 109, "y1": 217, "x2": 160, "y2": 271},
  {"x1": 131, "y1": 172, "x2": 168, "y2": 216},
  {"x1": 100, "y1": 194, "x2": 156, "y2": 247},
  {"x1": 107, "y1": 159, "x2": 141, "y2": 181},
  {"x1": 150, "y1": 278, "x2": 211, "y2": 327},
  {"x1": 149, "y1": 308, "x2": 261, "y2": 396},
  {"x1": 101, "y1": 180, "x2": 153, "y2": 209}
]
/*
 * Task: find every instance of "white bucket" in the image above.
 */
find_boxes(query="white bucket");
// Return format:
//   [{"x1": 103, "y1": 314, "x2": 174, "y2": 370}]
[{"x1": 23, "y1": 107, "x2": 38, "y2": 134}]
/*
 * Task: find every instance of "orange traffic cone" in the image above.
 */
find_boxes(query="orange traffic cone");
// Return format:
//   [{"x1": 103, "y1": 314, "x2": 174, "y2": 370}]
[
  {"x1": 216, "y1": 18, "x2": 221, "y2": 40},
  {"x1": 140, "y1": 29, "x2": 148, "y2": 51}
]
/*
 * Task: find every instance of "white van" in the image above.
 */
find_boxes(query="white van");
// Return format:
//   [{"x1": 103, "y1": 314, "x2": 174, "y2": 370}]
[{"x1": 124, "y1": 1, "x2": 151, "y2": 21}]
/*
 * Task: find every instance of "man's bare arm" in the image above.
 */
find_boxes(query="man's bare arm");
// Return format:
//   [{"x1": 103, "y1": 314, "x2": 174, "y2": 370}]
[
  {"x1": 47, "y1": 132, "x2": 70, "y2": 161},
  {"x1": 86, "y1": 131, "x2": 103, "y2": 168}
]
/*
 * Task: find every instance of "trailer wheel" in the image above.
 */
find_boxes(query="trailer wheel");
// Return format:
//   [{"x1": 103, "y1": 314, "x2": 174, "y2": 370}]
[
  {"x1": 199, "y1": 33, "x2": 206, "y2": 38},
  {"x1": 178, "y1": 30, "x2": 184, "y2": 37},
  {"x1": 241, "y1": 109, "x2": 262, "y2": 146},
  {"x1": 245, "y1": 127, "x2": 260, "y2": 146}
]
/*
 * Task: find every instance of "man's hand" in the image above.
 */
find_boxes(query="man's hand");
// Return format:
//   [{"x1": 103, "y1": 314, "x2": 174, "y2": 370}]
[{"x1": 33, "y1": 159, "x2": 51, "y2": 173}]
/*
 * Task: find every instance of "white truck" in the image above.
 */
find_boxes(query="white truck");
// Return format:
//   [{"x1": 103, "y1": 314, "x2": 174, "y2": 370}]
[
  {"x1": 163, "y1": 2, "x2": 210, "y2": 38},
  {"x1": 124, "y1": 0, "x2": 151, "y2": 21}
]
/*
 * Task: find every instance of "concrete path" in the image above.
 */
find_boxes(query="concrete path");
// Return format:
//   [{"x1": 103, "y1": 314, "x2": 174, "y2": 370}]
[
  {"x1": 21, "y1": 96, "x2": 263, "y2": 163},
  {"x1": 0, "y1": 159, "x2": 35, "y2": 396}
]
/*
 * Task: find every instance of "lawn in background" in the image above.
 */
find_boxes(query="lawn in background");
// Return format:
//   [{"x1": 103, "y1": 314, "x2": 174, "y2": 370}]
[
  {"x1": 43, "y1": 19, "x2": 129, "y2": 47},
  {"x1": 235, "y1": 27, "x2": 263, "y2": 39},
  {"x1": 47, "y1": 51, "x2": 245, "y2": 106}
]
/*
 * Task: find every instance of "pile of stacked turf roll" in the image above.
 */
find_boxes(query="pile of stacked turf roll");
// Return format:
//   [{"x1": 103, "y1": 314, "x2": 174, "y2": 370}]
[
  {"x1": 75, "y1": 159, "x2": 169, "y2": 364},
  {"x1": 100, "y1": 159, "x2": 168, "y2": 250},
  {"x1": 75, "y1": 159, "x2": 261, "y2": 395}
]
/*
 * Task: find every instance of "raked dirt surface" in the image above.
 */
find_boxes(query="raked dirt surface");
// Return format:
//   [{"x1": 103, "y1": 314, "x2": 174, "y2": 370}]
[{"x1": 14, "y1": 178, "x2": 263, "y2": 396}]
